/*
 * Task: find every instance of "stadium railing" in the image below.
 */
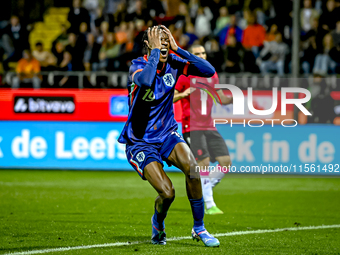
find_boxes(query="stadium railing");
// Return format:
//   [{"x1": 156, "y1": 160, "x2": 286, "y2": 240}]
[{"x1": 2, "y1": 71, "x2": 340, "y2": 91}]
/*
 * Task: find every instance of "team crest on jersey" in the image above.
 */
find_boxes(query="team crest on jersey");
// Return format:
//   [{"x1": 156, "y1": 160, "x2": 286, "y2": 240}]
[
  {"x1": 136, "y1": 152, "x2": 145, "y2": 162},
  {"x1": 163, "y1": 73, "x2": 175, "y2": 87}
]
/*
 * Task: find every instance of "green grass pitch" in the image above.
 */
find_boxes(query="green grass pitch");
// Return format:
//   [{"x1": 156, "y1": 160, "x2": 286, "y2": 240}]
[{"x1": 0, "y1": 170, "x2": 340, "y2": 254}]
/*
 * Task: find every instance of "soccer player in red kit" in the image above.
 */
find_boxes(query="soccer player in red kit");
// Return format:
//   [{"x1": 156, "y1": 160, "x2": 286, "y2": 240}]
[{"x1": 174, "y1": 45, "x2": 233, "y2": 215}]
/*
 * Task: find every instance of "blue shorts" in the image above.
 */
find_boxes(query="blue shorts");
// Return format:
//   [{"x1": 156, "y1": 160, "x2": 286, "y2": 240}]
[{"x1": 126, "y1": 131, "x2": 185, "y2": 180}]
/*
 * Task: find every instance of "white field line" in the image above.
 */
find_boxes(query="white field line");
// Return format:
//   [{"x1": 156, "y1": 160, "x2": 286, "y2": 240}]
[{"x1": 3, "y1": 224, "x2": 340, "y2": 255}]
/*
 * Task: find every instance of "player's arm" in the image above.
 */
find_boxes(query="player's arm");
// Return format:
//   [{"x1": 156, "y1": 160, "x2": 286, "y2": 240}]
[
  {"x1": 132, "y1": 27, "x2": 161, "y2": 87},
  {"x1": 175, "y1": 47, "x2": 215, "y2": 77},
  {"x1": 161, "y1": 25, "x2": 215, "y2": 77},
  {"x1": 216, "y1": 89, "x2": 233, "y2": 105},
  {"x1": 131, "y1": 49, "x2": 160, "y2": 87},
  {"x1": 173, "y1": 88, "x2": 195, "y2": 103},
  {"x1": 173, "y1": 90, "x2": 184, "y2": 103}
]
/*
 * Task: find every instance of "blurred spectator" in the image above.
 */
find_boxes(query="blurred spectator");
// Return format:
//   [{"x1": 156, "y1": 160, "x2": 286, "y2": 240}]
[
  {"x1": 84, "y1": 33, "x2": 101, "y2": 71},
  {"x1": 146, "y1": 0, "x2": 166, "y2": 18},
  {"x1": 189, "y1": 0, "x2": 200, "y2": 22},
  {"x1": 214, "y1": 6, "x2": 230, "y2": 35},
  {"x1": 172, "y1": 26, "x2": 188, "y2": 49},
  {"x1": 331, "y1": 19, "x2": 340, "y2": 46},
  {"x1": 185, "y1": 23, "x2": 198, "y2": 46},
  {"x1": 133, "y1": 19, "x2": 146, "y2": 55},
  {"x1": 226, "y1": 0, "x2": 243, "y2": 14},
  {"x1": 265, "y1": 24, "x2": 279, "y2": 42},
  {"x1": 112, "y1": 3, "x2": 128, "y2": 27},
  {"x1": 224, "y1": 34, "x2": 243, "y2": 73},
  {"x1": 83, "y1": 0, "x2": 102, "y2": 27},
  {"x1": 97, "y1": 21, "x2": 109, "y2": 44},
  {"x1": 58, "y1": 51, "x2": 74, "y2": 87},
  {"x1": 12, "y1": 49, "x2": 41, "y2": 89},
  {"x1": 0, "y1": 31, "x2": 14, "y2": 69},
  {"x1": 244, "y1": 0, "x2": 272, "y2": 26},
  {"x1": 51, "y1": 24, "x2": 69, "y2": 56},
  {"x1": 174, "y1": 2, "x2": 190, "y2": 31},
  {"x1": 319, "y1": 0, "x2": 340, "y2": 32},
  {"x1": 315, "y1": 0, "x2": 323, "y2": 14},
  {"x1": 126, "y1": 0, "x2": 150, "y2": 22},
  {"x1": 195, "y1": 7, "x2": 213, "y2": 38},
  {"x1": 301, "y1": 35, "x2": 318, "y2": 75},
  {"x1": 119, "y1": 30, "x2": 138, "y2": 70},
  {"x1": 218, "y1": 14, "x2": 243, "y2": 46},
  {"x1": 300, "y1": 0, "x2": 318, "y2": 34},
  {"x1": 308, "y1": 78, "x2": 335, "y2": 123},
  {"x1": 259, "y1": 33, "x2": 288, "y2": 76},
  {"x1": 32, "y1": 42, "x2": 57, "y2": 71},
  {"x1": 94, "y1": 8, "x2": 106, "y2": 34},
  {"x1": 207, "y1": 0, "x2": 228, "y2": 32},
  {"x1": 53, "y1": 42, "x2": 66, "y2": 67},
  {"x1": 166, "y1": 0, "x2": 182, "y2": 18},
  {"x1": 104, "y1": 0, "x2": 124, "y2": 15},
  {"x1": 313, "y1": 33, "x2": 335, "y2": 75},
  {"x1": 329, "y1": 42, "x2": 340, "y2": 73},
  {"x1": 303, "y1": 16, "x2": 327, "y2": 51},
  {"x1": 121, "y1": 30, "x2": 135, "y2": 54},
  {"x1": 205, "y1": 38, "x2": 224, "y2": 72},
  {"x1": 115, "y1": 22, "x2": 128, "y2": 44},
  {"x1": 78, "y1": 22, "x2": 89, "y2": 48},
  {"x1": 65, "y1": 33, "x2": 86, "y2": 71},
  {"x1": 68, "y1": 0, "x2": 91, "y2": 34},
  {"x1": 59, "y1": 51, "x2": 73, "y2": 71},
  {"x1": 97, "y1": 33, "x2": 121, "y2": 71},
  {"x1": 2, "y1": 15, "x2": 29, "y2": 69},
  {"x1": 80, "y1": 22, "x2": 89, "y2": 36},
  {"x1": 301, "y1": 17, "x2": 326, "y2": 75},
  {"x1": 242, "y1": 12, "x2": 265, "y2": 59}
]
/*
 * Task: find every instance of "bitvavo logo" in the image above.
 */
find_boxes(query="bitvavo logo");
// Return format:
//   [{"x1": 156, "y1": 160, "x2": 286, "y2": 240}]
[{"x1": 201, "y1": 85, "x2": 312, "y2": 127}]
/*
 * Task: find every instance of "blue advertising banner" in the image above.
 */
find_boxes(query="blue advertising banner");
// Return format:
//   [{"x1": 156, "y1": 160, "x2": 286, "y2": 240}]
[
  {"x1": 216, "y1": 125, "x2": 340, "y2": 175},
  {"x1": 0, "y1": 121, "x2": 136, "y2": 170},
  {"x1": 0, "y1": 121, "x2": 339, "y2": 175}
]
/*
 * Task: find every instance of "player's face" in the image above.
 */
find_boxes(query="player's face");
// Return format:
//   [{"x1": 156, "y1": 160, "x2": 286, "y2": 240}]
[
  {"x1": 159, "y1": 31, "x2": 170, "y2": 63},
  {"x1": 191, "y1": 46, "x2": 207, "y2": 60}
]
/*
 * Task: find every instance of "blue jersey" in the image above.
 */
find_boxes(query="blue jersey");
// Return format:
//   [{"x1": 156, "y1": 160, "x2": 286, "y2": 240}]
[{"x1": 118, "y1": 47, "x2": 215, "y2": 145}]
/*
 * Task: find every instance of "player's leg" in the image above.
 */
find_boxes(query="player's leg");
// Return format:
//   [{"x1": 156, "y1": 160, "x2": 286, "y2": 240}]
[
  {"x1": 186, "y1": 131, "x2": 220, "y2": 214},
  {"x1": 211, "y1": 155, "x2": 231, "y2": 188},
  {"x1": 126, "y1": 144, "x2": 172, "y2": 245},
  {"x1": 166, "y1": 141, "x2": 220, "y2": 247},
  {"x1": 144, "y1": 161, "x2": 175, "y2": 245},
  {"x1": 197, "y1": 156, "x2": 220, "y2": 214},
  {"x1": 206, "y1": 130, "x2": 231, "y2": 189}
]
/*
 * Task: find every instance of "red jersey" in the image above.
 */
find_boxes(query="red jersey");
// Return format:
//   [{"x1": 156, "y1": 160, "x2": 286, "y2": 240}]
[{"x1": 175, "y1": 72, "x2": 219, "y2": 134}]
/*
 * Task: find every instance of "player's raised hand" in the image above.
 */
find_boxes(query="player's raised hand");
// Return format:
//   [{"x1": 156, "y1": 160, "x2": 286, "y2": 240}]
[
  {"x1": 160, "y1": 25, "x2": 178, "y2": 52},
  {"x1": 144, "y1": 26, "x2": 162, "y2": 50}
]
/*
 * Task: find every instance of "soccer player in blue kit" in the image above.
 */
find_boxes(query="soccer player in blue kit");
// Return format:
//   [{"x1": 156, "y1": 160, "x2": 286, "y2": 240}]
[{"x1": 118, "y1": 26, "x2": 220, "y2": 247}]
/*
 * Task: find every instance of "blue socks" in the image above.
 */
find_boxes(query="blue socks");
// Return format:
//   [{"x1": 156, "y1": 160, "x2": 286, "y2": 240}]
[
  {"x1": 152, "y1": 207, "x2": 167, "y2": 231},
  {"x1": 189, "y1": 197, "x2": 205, "y2": 232},
  {"x1": 153, "y1": 198, "x2": 205, "y2": 232}
]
